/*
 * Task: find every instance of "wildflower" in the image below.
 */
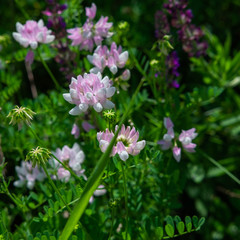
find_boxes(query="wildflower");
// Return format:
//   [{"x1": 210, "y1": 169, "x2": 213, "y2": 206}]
[
  {"x1": 82, "y1": 121, "x2": 95, "y2": 132},
  {"x1": 89, "y1": 184, "x2": 107, "y2": 203},
  {"x1": 26, "y1": 147, "x2": 52, "y2": 167},
  {"x1": 67, "y1": 3, "x2": 112, "y2": 51},
  {"x1": 50, "y1": 143, "x2": 86, "y2": 182},
  {"x1": 7, "y1": 105, "x2": 36, "y2": 130},
  {"x1": 12, "y1": 20, "x2": 55, "y2": 49},
  {"x1": 14, "y1": 161, "x2": 46, "y2": 189},
  {"x1": 63, "y1": 73, "x2": 116, "y2": 115},
  {"x1": 87, "y1": 42, "x2": 129, "y2": 74},
  {"x1": 71, "y1": 123, "x2": 80, "y2": 139},
  {"x1": 158, "y1": 117, "x2": 197, "y2": 162},
  {"x1": 97, "y1": 124, "x2": 146, "y2": 161}
]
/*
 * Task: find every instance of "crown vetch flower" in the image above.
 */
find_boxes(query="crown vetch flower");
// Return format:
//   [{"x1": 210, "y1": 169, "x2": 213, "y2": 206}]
[
  {"x1": 14, "y1": 161, "x2": 46, "y2": 189},
  {"x1": 87, "y1": 42, "x2": 129, "y2": 74},
  {"x1": 71, "y1": 123, "x2": 80, "y2": 139},
  {"x1": 67, "y1": 3, "x2": 112, "y2": 51},
  {"x1": 158, "y1": 117, "x2": 198, "y2": 162},
  {"x1": 13, "y1": 20, "x2": 55, "y2": 49},
  {"x1": 97, "y1": 124, "x2": 146, "y2": 161},
  {"x1": 63, "y1": 72, "x2": 116, "y2": 115},
  {"x1": 50, "y1": 143, "x2": 86, "y2": 182}
]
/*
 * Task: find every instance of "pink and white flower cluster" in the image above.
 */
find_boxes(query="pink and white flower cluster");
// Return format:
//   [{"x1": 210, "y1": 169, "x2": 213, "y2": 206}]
[
  {"x1": 67, "y1": 3, "x2": 113, "y2": 51},
  {"x1": 158, "y1": 117, "x2": 197, "y2": 162},
  {"x1": 87, "y1": 42, "x2": 129, "y2": 75},
  {"x1": 50, "y1": 143, "x2": 86, "y2": 182},
  {"x1": 63, "y1": 73, "x2": 116, "y2": 115},
  {"x1": 14, "y1": 161, "x2": 46, "y2": 189},
  {"x1": 13, "y1": 20, "x2": 55, "y2": 49},
  {"x1": 97, "y1": 124, "x2": 146, "y2": 161}
]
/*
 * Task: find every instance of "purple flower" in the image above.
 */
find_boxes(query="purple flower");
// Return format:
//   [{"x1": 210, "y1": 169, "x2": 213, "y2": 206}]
[
  {"x1": 86, "y1": 3, "x2": 97, "y2": 20},
  {"x1": 14, "y1": 161, "x2": 46, "y2": 189},
  {"x1": 63, "y1": 73, "x2": 116, "y2": 115},
  {"x1": 87, "y1": 42, "x2": 129, "y2": 74},
  {"x1": 13, "y1": 20, "x2": 55, "y2": 49},
  {"x1": 155, "y1": 11, "x2": 170, "y2": 39},
  {"x1": 158, "y1": 117, "x2": 198, "y2": 162},
  {"x1": 71, "y1": 123, "x2": 80, "y2": 139},
  {"x1": 97, "y1": 125, "x2": 146, "y2": 161}
]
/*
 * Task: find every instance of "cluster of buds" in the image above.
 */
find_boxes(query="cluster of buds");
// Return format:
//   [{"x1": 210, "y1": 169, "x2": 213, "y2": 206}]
[
  {"x1": 14, "y1": 161, "x2": 46, "y2": 189},
  {"x1": 97, "y1": 124, "x2": 146, "y2": 161},
  {"x1": 67, "y1": 3, "x2": 113, "y2": 51},
  {"x1": 158, "y1": 117, "x2": 197, "y2": 162},
  {"x1": 63, "y1": 73, "x2": 116, "y2": 115},
  {"x1": 49, "y1": 143, "x2": 85, "y2": 182},
  {"x1": 155, "y1": 0, "x2": 208, "y2": 57}
]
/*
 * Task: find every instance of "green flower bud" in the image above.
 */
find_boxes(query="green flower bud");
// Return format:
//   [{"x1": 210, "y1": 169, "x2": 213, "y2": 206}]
[
  {"x1": 103, "y1": 109, "x2": 116, "y2": 123},
  {"x1": 26, "y1": 146, "x2": 51, "y2": 167},
  {"x1": 7, "y1": 105, "x2": 36, "y2": 130}
]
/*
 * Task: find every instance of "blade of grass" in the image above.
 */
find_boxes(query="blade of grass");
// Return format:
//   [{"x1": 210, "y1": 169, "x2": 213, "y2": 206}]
[{"x1": 59, "y1": 77, "x2": 145, "y2": 240}]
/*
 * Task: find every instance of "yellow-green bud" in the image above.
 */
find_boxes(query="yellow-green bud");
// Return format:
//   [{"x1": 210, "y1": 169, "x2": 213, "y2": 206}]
[
  {"x1": 26, "y1": 147, "x2": 51, "y2": 167},
  {"x1": 7, "y1": 105, "x2": 36, "y2": 130},
  {"x1": 103, "y1": 109, "x2": 116, "y2": 123}
]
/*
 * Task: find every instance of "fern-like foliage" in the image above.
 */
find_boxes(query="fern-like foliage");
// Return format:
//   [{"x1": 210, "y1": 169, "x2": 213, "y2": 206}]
[{"x1": 140, "y1": 215, "x2": 205, "y2": 239}]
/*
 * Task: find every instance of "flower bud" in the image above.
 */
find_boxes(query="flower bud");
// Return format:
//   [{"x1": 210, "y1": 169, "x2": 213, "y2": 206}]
[
  {"x1": 26, "y1": 146, "x2": 51, "y2": 167},
  {"x1": 102, "y1": 109, "x2": 116, "y2": 123},
  {"x1": 7, "y1": 105, "x2": 36, "y2": 130}
]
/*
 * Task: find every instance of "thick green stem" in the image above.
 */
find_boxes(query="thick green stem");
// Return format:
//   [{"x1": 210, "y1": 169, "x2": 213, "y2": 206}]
[
  {"x1": 59, "y1": 77, "x2": 145, "y2": 240},
  {"x1": 42, "y1": 164, "x2": 72, "y2": 213},
  {"x1": 36, "y1": 49, "x2": 61, "y2": 91},
  {"x1": 121, "y1": 161, "x2": 129, "y2": 240}
]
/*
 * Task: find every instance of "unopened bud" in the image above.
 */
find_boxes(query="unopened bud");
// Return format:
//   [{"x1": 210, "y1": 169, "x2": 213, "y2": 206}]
[{"x1": 26, "y1": 146, "x2": 51, "y2": 167}]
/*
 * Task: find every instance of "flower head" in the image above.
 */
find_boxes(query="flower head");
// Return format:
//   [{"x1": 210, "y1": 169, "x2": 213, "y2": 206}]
[
  {"x1": 7, "y1": 105, "x2": 36, "y2": 130},
  {"x1": 67, "y1": 4, "x2": 112, "y2": 51},
  {"x1": 63, "y1": 73, "x2": 116, "y2": 115},
  {"x1": 158, "y1": 117, "x2": 197, "y2": 162},
  {"x1": 14, "y1": 161, "x2": 46, "y2": 189},
  {"x1": 87, "y1": 42, "x2": 129, "y2": 74},
  {"x1": 50, "y1": 143, "x2": 85, "y2": 182},
  {"x1": 13, "y1": 20, "x2": 55, "y2": 49},
  {"x1": 97, "y1": 124, "x2": 146, "y2": 161}
]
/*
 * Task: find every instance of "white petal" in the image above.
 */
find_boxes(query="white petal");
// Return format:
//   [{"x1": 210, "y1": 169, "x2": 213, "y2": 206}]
[
  {"x1": 69, "y1": 106, "x2": 81, "y2": 115},
  {"x1": 90, "y1": 67, "x2": 101, "y2": 74},
  {"x1": 99, "y1": 140, "x2": 109, "y2": 152},
  {"x1": 79, "y1": 103, "x2": 89, "y2": 112},
  {"x1": 71, "y1": 77, "x2": 77, "y2": 84},
  {"x1": 135, "y1": 140, "x2": 146, "y2": 150},
  {"x1": 101, "y1": 76, "x2": 110, "y2": 87},
  {"x1": 46, "y1": 35, "x2": 55, "y2": 43},
  {"x1": 12, "y1": 32, "x2": 21, "y2": 41},
  {"x1": 38, "y1": 19, "x2": 44, "y2": 28},
  {"x1": 96, "y1": 88, "x2": 106, "y2": 99},
  {"x1": 86, "y1": 92, "x2": 93, "y2": 100},
  {"x1": 96, "y1": 72, "x2": 102, "y2": 80},
  {"x1": 119, "y1": 151, "x2": 129, "y2": 161},
  {"x1": 16, "y1": 22, "x2": 23, "y2": 32},
  {"x1": 20, "y1": 38, "x2": 29, "y2": 47},
  {"x1": 36, "y1": 32, "x2": 44, "y2": 42},
  {"x1": 102, "y1": 100, "x2": 114, "y2": 109},
  {"x1": 106, "y1": 87, "x2": 116, "y2": 98},
  {"x1": 110, "y1": 65, "x2": 118, "y2": 74},
  {"x1": 70, "y1": 89, "x2": 78, "y2": 99},
  {"x1": 30, "y1": 41, "x2": 38, "y2": 49},
  {"x1": 63, "y1": 93, "x2": 73, "y2": 103},
  {"x1": 87, "y1": 55, "x2": 93, "y2": 63},
  {"x1": 119, "y1": 51, "x2": 129, "y2": 63},
  {"x1": 93, "y1": 102, "x2": 103, "y2": 112}
]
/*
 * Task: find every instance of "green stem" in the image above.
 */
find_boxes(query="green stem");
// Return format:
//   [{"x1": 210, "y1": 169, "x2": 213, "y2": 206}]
[
  {"x1": 29, "y1": 127, "x2": 44, "y2": 146},
  {"x1": 59, "y1": 77, "x2": 145, "y2": 240},
  {"x1": 41, "y1": 164, "x2": 72, "y2": 213},
  {"x1": 198, "y1": 149, "x2": 240, "y2": 185},
  {"x1": 36, "y1": 49, "x2": 61, "y2": 91},
  {"x1": 121, "y1": 161, "x2": 129, "y2": 240}
]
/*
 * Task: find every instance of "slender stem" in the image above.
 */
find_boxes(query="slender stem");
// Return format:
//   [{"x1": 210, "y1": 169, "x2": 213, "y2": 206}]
[
  {"x1": 36, "y1": 49, "x2": 61, "y2": 91},
  {"x1": 29, "y1": 127, "x2": 44, "y2": 146},
  {"x1": 41, "y1": 164, "x2": 72, "y2": 213},
  {"x1": 25, "y1": 61, "x2": 38, "y2": 98},
  {"x1": 198, "y1": 149, "x2": 240, "y2": 185},
  {"x1": 121, "y1": 161, "x2": 129, "y2": 240},
  {"x1": 108, "y1": 163, "x2": 114, "y2": 240}
]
